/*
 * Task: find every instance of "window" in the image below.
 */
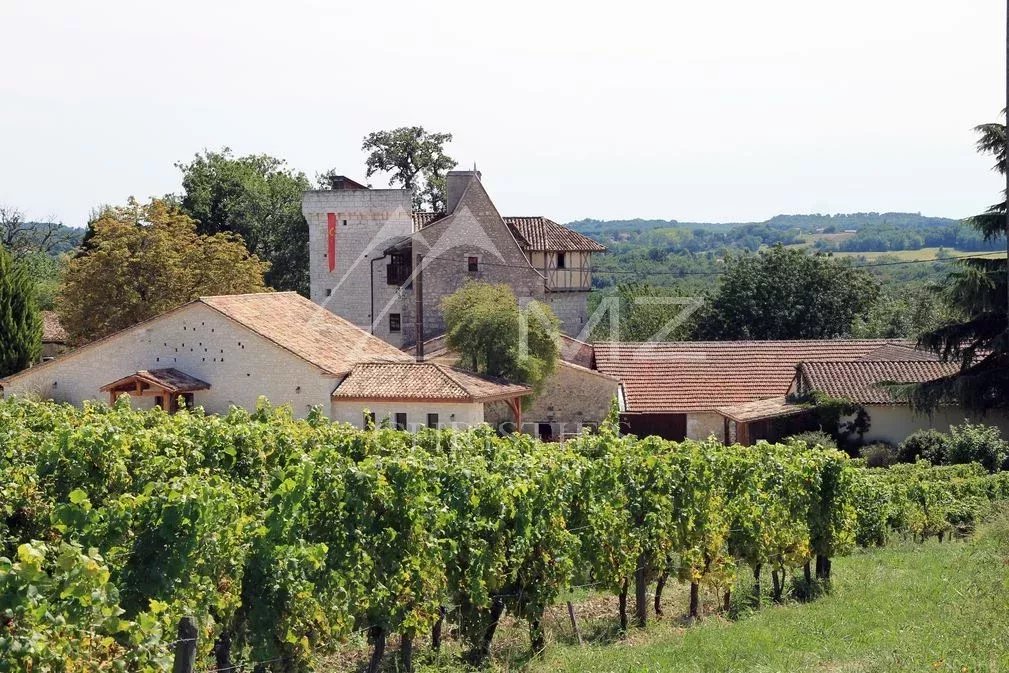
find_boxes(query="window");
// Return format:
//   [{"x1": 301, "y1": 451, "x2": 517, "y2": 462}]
[
  {"x1": 389, "y1": 313, "x2": 401, "y2": 333},
  {"x1": 342, "y1": 219, "x2": 348, "y2": 226},
  {"x1": 427, "y1": 413, "x2": 439, "y2": 429},
  {"x1": 557, "y1": 252, "x2": 566, "y2": 269},
  {"x1": 325, "y1": 288, "x2": 332, "y2": 296},
  {"x1": 387, "y1": 254, "x2": 411, "y2": 285},
  {"x1": 394, "y1": 412, "x2": 408, "y2": 431},
  {"x1": 364, "y1": 411, "x2": 376, "y2": 429},
  {"x1": 467, "y1": 256, "x2": 480, "y2": 273}
]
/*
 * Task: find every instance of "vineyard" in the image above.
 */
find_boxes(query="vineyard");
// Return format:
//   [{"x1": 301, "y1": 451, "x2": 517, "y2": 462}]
[{"x1": 1, "y1": 398, "x2": 1007, "y2": 672}]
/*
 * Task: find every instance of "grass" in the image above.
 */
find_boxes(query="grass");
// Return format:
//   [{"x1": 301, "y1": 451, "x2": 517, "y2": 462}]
[{"x1": 319, "y1": 515, "x2": 1009, "y2": 673}]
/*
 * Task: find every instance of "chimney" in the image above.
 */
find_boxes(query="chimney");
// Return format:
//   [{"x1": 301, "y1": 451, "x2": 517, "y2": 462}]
[{"x1": 445, "y1": 170, "x2": 481, "y2": 213}]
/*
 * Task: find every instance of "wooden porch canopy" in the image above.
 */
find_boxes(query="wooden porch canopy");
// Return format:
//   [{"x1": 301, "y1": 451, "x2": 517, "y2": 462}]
[
  {"x1": 100, "y1": 368, "x2": 210, "y2": 411},
  {"x1": 716, "y1": 397, "x2": 811, "y2": 446}
]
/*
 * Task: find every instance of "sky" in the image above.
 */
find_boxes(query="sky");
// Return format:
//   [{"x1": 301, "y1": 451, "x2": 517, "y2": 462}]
[{"x1": 1, "y1": 0, "x2": 1005, "y2": 227}]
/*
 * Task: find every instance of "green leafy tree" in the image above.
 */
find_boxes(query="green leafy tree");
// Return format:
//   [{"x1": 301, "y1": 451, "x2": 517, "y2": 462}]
[
  {"x1": 590, "y1": 282, "x2": 701, "y2": 342},
  {"x1": 358, "y1": 127, "x2": 456, "y2": 211},
  {"x1": 57, "y1": 198, "x2": 269, "y2": 344},
  {"x1": 0, "y1": 247, "x2": 42, "y2": 375},
  {"x1": 851, "y1": 285, "x2": 958, "y2": 339},
  {"x1": 694, "y1": 246, "x2": 880, "y2": 340},
  {"x1": 442, "y1": 281, "x2": 559, "y2": 398},
  {"x1": 912, "y1": 117, "x2": 1009, "y2": 414},
  {"x1": 176, "y1": 148, "x2": 311, "y2": 295}
]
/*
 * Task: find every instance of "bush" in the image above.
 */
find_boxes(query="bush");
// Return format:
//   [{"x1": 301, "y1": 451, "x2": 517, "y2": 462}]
[
  {"x1": 786, "y1": 430, "x2": 837, "y2": 451},
  {"x1": 860, "y1": 442, "x2": 898, "y2": 468},
  {"x1": 946, "y1": 422, "x2": 1009, "y2": 473},
  {"x1": 898, "y1": 430, "x2": 949, "y2": 465}
]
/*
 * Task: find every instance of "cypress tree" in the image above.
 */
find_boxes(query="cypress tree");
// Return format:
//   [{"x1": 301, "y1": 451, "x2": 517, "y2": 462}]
[{"x1": 0, "y1": 247, "x2": 42, "y2": 376}]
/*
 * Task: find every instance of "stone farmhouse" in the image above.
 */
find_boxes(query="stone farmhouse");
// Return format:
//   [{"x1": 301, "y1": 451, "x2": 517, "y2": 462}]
[
  {"x1": 591, "y1": 339, "x2": 1009, "y2": 446},
  {"x1": 301, "y1": 170, "x2": 606, "y2": 349},
  {"x1": 0, "y1": 292, "x2": 530, "y2": 429}
]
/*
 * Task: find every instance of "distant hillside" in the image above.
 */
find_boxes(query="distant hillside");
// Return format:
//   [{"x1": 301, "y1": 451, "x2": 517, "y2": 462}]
[
  {"x1": 567, "y1": 212, "x2": 962, "y2": 238},
  {"x1": 570, "y1": 212, "x2": 1000, "y2": 292}
]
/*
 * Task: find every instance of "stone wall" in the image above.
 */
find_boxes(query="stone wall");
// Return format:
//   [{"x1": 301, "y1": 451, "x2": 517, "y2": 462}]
[
  {"x1": 302, "y1": 189, "x2": 413, "y2": 338},
  {"x1": 546, "y1": 291, "x2": 591, "y2": 338},
  {"x1": 2, "y1": 303, "x2": 337, "y2": 418},
  {"x1": 403, "y1": 178, "x2": 547, "y2": 345},
  {"x1": 330, "y1": 399, "x2": 485, "y2": 430}
]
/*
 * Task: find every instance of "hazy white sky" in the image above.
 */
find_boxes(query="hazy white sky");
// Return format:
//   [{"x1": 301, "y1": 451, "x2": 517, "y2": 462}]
[{"x1": 1, "y1": 0, "x2": 1005, "y2": 226}]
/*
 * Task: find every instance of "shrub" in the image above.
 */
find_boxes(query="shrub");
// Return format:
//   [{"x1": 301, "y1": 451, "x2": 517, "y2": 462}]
[
  {"x1": 898, "y1": 430, "x2": 949, "y2": 465},
  {"x1": 786, "y1": 430, "x2": 837, "y2": 451},
  {"x1": 860, "y1": 442, "x2": 898, "y2": 468},
  {"x1": 946, "y1": 422, "x2": 1009, "y2": 473}
]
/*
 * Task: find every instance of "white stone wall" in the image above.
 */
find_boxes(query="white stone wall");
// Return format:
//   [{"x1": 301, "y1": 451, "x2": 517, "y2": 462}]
[
  {"x1": 302, "y1": 189, "x2": 413, "y2": 336},
  {"x1": 546, "y1": 291, "x2": 591, "y2": 337},
  {"x1": 330, "y1": 400, "x2": 485, "y2": 429},
  {"x1": 2, "y1": 303, "x2": 338, "y2": 419},
  {"x1": 852, "y1": 406, "x2": 1009, "y2": 446},
  {"x1": 686, "y1": 412, "x2": 726, "y2": 442}
]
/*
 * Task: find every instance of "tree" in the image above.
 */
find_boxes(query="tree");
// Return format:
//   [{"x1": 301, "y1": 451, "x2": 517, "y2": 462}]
[
  {"x1": 57, "y1": 198, "x2": 268, "y2": 344},
  {"x1": 851, "y1": 285, "x2": 959, "y2": 339},
  {"x1": 693, "y1": 246, "x2": 880, "y2": 340},
  {"x1": 0, "y1": 205, "x2": 81, "y2": 260},
  {"x1": 912, "y1": 116, "x2": 1009, "y2": 413},
  {"x1": 176, "y1": 149, "x2": 311, "y2": 295},
  {"x1": 0, "y1": 246, "x2": 42, "y2": 375},
  {"x1": 590, "y1": 282, "x2": 700, "y2": 342},
  {"x1": 441, "y1": 281, "x2": 559, "y2": 398},
  {"x1": 358, "y1": 127, "x2": 456, "y2": 211}
]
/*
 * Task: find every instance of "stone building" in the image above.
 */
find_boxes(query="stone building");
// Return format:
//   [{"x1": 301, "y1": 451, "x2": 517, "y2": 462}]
[
  {"x1": 301, "y1": 169, "x2": 606, "y2": 349},
  {"x1": 1, "y1": 292, "x2": 529, "y2": 428}
]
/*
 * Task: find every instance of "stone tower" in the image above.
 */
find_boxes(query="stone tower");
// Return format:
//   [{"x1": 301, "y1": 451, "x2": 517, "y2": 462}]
[{"x1": 301, "y1": 176, "x2": 413, "y2": 337}]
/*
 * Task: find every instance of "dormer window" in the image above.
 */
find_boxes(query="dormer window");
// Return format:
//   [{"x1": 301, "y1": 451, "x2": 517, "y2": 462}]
[{"x1": 467, "y1": 256, "x2": 480, "y2": 273}]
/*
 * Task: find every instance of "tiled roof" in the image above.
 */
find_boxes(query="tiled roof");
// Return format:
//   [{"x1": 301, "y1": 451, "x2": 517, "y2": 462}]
[
  {"x1": 859, "y1": 343, "x2": 940, "y2": 362},
  {"x1": 41, "y1": 311, "x2": 67, "y2": 343},
  {"x1": 717, "y1": 397, "x2": 807, "y2": 423},
  {"x1": 797, "y1": 360, "x2": 959, "y2": 404},
  {"x1": 332, "y1": 361, "x2": 532, "y2": 402},
  {"x1": 594, "y1": 340, "x2": 908, "y2": 413},
  {"x1": 504, "y1": 217, "x2": 607, "y2": 252},
  {"x1": 101, "y1": 368, "x2": 211, "y2": 393},
  {"x1": 412, "y1": 212, "x2": 606, "y2": 252},
  {"x1": 201, "y1": 292, "x2": 411, "y2": 376}
]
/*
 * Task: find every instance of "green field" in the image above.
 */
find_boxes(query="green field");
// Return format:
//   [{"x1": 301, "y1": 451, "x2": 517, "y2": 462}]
[{"x1": 344, "y1": 513, "x2": 1009, "y2": 673}]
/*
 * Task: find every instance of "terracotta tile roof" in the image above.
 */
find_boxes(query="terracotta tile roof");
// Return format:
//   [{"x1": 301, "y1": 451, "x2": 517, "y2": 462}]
[
  {"x1": 411, "y1": 333, "x2": 598, "y2": 370},
  {"x1": 101, "y1": 368, "x2": 211, "y2": 393},
  {"x1": 716, "y1": 396, "x2": 808, "y2": 423},
  {"x1": 504, "y1": 217, "x2": 607, "y2": 252},
  {"x1": 797, "y1": 360, "x2": 959, "y2": 404},
  {"x1": 859, "y1": 343, "x2": 940, "y2": 362},
  {"x1": 411, "y1": 213, "x2": 606, "y2": 252},
  {"x1": 332, "y1": 361, "x2": 532, "y2": 402},
  {"x1": 594, "y1": 340, "x2": 909, "y2": 413},
  {"x1": 41, "y1": 311, "x2": 67, "y2": 343},
  {"x1": 200, "y1": 292, "x2": 411, "y2": 376}
]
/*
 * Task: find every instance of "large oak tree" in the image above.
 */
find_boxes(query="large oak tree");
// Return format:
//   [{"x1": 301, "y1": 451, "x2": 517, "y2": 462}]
[
  {"x1": 693, "y1": 246, "x2": 880, "y2": 340},
  {"x1": 176, "y1": 148, "x2": 311, "y2": 295},
  {"x1": 58, "y1": 198, "x2": 269, "y2": 344}
]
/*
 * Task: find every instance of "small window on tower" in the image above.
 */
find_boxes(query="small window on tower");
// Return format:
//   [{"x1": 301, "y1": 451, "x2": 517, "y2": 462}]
[
  {"x1": 557, "y1": 252, "x2": 567, "y2": 269},
  {"x1": 389, "y1": 313, "x2": 401, "y2": 333},
  {"x1": 468, "y1": 256, "x2": 480, "y2": 273},
  {"x1": 325, "y1": 288, "x2": 332, "y2": 297},
  {"x1": 342, "y1": 219, "x2": 348, "y2": 226}
]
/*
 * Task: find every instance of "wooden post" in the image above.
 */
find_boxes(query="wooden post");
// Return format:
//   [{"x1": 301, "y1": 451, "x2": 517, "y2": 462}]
[
  {"x1": 567, "y1": 601, "x2": 583, "y2": 646},
  {"x1": 172, "y1": 616, "x2": 197, "y2": 673}
]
